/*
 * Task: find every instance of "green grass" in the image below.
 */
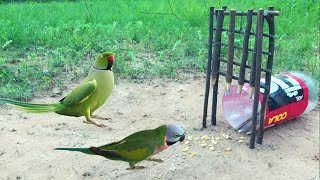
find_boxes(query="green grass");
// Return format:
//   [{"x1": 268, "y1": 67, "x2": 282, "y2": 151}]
[{"x1": 0, "y1": 0, "x2": 319, "y2": 100}]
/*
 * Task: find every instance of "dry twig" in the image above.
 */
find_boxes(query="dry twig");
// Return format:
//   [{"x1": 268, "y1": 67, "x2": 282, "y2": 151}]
[
  {"x1": 140, "y1": 0, "x2": 181, "y2": 21},
  {"x1": 0, "y1": 149, "x2": 5, "y2": 157}
]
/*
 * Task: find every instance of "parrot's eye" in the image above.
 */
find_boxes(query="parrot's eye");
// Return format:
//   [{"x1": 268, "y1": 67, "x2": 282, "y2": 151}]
[{"x1": 173, "y1": 133, "x2": 180, "y2": 138}]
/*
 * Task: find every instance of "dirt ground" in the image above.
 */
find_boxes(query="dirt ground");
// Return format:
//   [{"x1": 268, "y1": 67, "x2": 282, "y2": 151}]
[{"x1": 0, "y1": 76, "x2": 319, "y2": 180}]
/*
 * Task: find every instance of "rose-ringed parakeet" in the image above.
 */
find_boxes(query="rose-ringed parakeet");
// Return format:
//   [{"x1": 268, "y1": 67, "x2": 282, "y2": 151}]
[
  {"x1": 54, "y1": 124, "x2": 185, "y2": 170},
  {"x1": 0, "y1": 52, "x2": 115, "y2": 127}
]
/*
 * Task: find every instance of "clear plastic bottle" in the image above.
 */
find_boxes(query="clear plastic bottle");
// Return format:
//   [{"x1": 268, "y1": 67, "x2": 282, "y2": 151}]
[
  {"x1": 290, "y1": 71, "x2": 319, "y2": 114},
  {"x1": 222, "y1": 71, "x2": 319, "y2": 133}
]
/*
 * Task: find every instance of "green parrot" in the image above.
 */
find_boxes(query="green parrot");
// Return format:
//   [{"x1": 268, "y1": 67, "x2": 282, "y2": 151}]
[
  {"x1": 0, "y1": 52, "x2": 115, "y2": 127},
  {"x1": 54, "y1": 124, "x2": 185, "y2": 170}
]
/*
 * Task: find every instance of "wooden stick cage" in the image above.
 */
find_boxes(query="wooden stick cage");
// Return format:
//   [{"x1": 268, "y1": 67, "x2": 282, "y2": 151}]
[{"x1": 202, "y1": 6, "x2": 280, "y2": 149}]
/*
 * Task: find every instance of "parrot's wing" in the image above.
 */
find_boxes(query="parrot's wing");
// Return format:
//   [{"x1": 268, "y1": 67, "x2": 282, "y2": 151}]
[
  {"x1": 94, "y1": 137, "x2": 156, "y2": 161},
  {"x1": 116, "y1": 140, "x2": 155, "y2": 161},
  {"x1": 59, "y1": 79, "x2": 97, "y2": 106}
]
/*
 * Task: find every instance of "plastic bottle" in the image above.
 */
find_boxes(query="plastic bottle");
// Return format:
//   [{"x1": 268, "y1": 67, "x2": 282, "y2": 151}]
[
  {"x1": 222, "y1": 71, "x2": 319, "y2": 133},
  {"x1": 292, "y1": 71, "x2": 319, "y2": 114}
]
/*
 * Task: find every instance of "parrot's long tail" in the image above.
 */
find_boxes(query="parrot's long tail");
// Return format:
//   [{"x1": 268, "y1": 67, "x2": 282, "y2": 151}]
[
  {"x1": 0, "y1": 98, "x2": 63, "y2": 113},
  {"x1": 54, "y1": 148, "x2": 95, "y2": 155}
]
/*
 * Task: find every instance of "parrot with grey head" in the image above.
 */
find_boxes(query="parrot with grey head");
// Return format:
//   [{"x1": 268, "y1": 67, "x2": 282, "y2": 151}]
[
  {"x1": 0, "y1": 52, "x2": 115, "y2": 127},
  {"x1": 54, "y1": 124, "x2": 185, "y2": 170}
]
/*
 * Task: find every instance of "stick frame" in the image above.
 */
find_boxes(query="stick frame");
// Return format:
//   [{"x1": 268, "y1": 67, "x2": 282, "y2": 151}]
[{"x1": 202, "y1": 6, "x2": 279, "y2": 149}]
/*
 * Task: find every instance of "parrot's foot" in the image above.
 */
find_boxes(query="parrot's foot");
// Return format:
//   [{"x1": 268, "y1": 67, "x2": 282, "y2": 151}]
[
  {"x1": 83, "y1": 120, "x2": 107, "y2": 128},
  {"x1": 146, "y1": 157, "x2": 164, "y2": 163},
  {"x1": 126, "y1": 166, "x2": 145, "y2": 170},
  {"x1": 91, "y1": 115, "x2": 112, "y2": 121}
]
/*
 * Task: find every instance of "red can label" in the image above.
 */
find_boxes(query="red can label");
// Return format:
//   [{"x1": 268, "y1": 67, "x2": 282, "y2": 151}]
[{"x1": 261, "y1": 72, "x2": 309, "y2": 128}]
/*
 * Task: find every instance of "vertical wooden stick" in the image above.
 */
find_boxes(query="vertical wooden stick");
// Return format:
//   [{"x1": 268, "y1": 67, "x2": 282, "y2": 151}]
[
  {"x1": 257, "y1": 88, "x2": 269, "y2": 144},
  {"x1": 257, "y1": 6, "x2": 276, "y2": 144},
  {"x1": 249, "y1": 8, "x2": 264, "y2": 149},
  {"x1": 211, "y1": 9, "x2": 225, "y2": 126},
  {"x1": 202, "y1": 7, "x2": 215, "y2": 128},
  {"x1": 248, "y1": 13, "x2": 260, "y2": 99},
  {"x1": 225, "y1": 10, "x2": 236, "y2": 94},
  {"x1": 248, "y1": 39, "x2": 257, "y2": 99},
  {"x1": 237, "y1": 10, "x2": 253, "y2": 94},
  {"x1": 211, "y1": 10, "x2": 224, "y2": 86}
]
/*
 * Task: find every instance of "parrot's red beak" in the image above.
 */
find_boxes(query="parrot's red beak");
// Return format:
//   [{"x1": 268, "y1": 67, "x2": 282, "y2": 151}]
[{"x1": 107, "y1": 55, "x2": 115, "y2": 65}]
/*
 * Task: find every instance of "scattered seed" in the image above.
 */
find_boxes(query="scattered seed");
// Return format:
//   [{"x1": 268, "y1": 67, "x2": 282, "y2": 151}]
[
  {"x1": 211, "y1": 140, "x2": 218, "y2": 145},
  {"x1": 202, "y1": 135, "x2": 210, "y2": 141},
  {"x1": 182, "y1": 147, "x2": 189, "y2": 152},
  {"x1": 187, "y1": 136, "x2": 193, "y2": 141},
  {"x1": 200, "y1": 143, "x2": 207, "y2": 148}
]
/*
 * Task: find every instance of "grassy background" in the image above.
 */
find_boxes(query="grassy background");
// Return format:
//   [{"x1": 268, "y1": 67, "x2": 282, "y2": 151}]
[{"x1": 0, "y1": 0, "x2": 319, "y2": 100}]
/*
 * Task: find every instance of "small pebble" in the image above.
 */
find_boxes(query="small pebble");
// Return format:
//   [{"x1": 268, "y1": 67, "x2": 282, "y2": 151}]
[
  {"x1": 209, "y1": 147, "x2": 215, "y2": 151},
  {"x1": 226, "y1": 135, "x2": 232, "y2": 140},
  {"x1": 224, "y1": 147, "x2": 232, "y2": 152},
  {"x1": 170, "y1": 165, "x2": 176, "y2": 171},
  {"x1": 82, "y1": 172, "x2": 91, "y2": 177}
]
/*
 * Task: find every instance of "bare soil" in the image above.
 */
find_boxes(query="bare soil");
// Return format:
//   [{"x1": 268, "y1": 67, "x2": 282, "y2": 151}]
[{"x1": 0, "y1": 77, "x2": 319, "y2": 180}]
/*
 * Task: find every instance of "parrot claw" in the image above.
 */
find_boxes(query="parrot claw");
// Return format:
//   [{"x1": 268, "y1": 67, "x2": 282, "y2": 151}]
[
  {"x1": 146, "y1": 157, "x2": 164, "y2": 163},
  {"x1": 83, "y1": 120, "x2": 107, "y2": 128},
  {"x1": 126, "y1": 166, "x2": 145, "y2": 170},
  {"x1": 91, "y1": 115, "x2": 112, "y2": 121}
]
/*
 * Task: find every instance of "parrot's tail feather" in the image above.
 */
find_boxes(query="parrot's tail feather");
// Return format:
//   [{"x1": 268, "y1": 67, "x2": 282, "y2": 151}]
[
  {"x1": 0, "y1": 98, "x2": 62, "y2": 113},
  {"x1": 54, "y1": 148, "x2": 95, "y2": 155}
]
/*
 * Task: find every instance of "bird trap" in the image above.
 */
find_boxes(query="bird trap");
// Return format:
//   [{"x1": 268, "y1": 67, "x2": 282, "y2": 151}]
[{"x1": 202, "y1": 6, "x2": 280, "y2": 149}]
